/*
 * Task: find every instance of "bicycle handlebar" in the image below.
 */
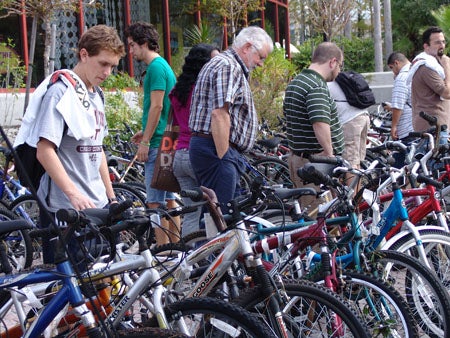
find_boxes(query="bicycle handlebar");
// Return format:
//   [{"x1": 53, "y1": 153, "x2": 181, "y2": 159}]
[
  {"x1": 297, "y1": 165, "x2": 335, "y2": 188},
  {"x1": 369, "y1": 141, "x2": 408, "y2": 153},
  {"x1": 416, "y1": 174, "x2": 444, "y2": 189},
  {"x1": 419, "y1": 111, "x2": 438, "y2": 126},
  {"x1": 308, "y1": 155, "x2": 343, "y2": 165}
]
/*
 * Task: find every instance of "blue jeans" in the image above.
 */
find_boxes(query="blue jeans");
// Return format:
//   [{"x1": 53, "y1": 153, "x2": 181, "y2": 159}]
[
  {"x1": 144, "y1": 147, "x2": 176, "y2": 205},
  {"x1": 173, "y1": 149, "x2": 202, "y2": 236},
  {"x1": 392, "y1": 136, "x2": 417, "y2": 169},
  {"x1": 189, "y1": 136, "x2": 245, "y2": 212}
]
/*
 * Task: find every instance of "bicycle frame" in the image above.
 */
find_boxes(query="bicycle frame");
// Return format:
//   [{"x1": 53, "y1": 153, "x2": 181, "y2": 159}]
[
  {"x1": 0, "y1": 169, "x2": 29, "y2": 203},
  {"x1": 0, "y1": 212, "x2": 174, "y2": 337},
  {"x1": 0, "y1": 259, "x2": 98, "y2": 337},
  {"x1": 0, "y1": 243, "x2": 174, "y2": 335}
]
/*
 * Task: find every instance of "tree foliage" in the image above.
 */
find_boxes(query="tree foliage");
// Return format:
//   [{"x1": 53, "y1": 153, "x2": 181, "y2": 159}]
[
  {"x1": 307, "y1": 0, "x2": 355, "y2": 41},
  {"x1": 184, "y1": 22, "x2": 221, "y2": 46},
  {"x1": 291, "y1": 36, "x2": 375, "y2": 73},
  {"x1": 0, "y1": 0, "x2": 81, "y2": 77},
  {"x1": 0, "y1": 0, "x2": 77, "y2": 19},
  {"x1": 250, "y1": 48, "x2": 298, "y2": 127},
  {"x1": 431, "y1": 4, "x2": 450, "y2": 46},
  {"x1": 391, "y1": 0, "x2": 442, "y2": 59},
  {"x1": 195, "y1": 0, "x2": 264, "y2": 40}
]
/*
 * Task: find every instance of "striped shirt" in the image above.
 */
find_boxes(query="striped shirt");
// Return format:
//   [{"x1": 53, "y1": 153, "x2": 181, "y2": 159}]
[
  {"x1": 189, "y1": 49, "x2": 258, "y2": 152},
  {"x1": 391, "y1": 64, "x2": 413, "y2": 139},
  {"x1": 283, "y1": 69, "x2": 344, "y2": 154}
]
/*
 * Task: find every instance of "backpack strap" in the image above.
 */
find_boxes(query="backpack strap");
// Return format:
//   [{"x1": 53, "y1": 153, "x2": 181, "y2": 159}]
[
  {"x1": 48, "y1": 70, "x2": 77, "y2": 89},
  {"x1": 48, "y1": 70, "x2": 105, "y2": 107}
]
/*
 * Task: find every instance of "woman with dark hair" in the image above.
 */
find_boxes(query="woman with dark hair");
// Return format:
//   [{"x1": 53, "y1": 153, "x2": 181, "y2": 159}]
[{"x1": 170, "y1": 43, "x2": 220, "y2": 236}]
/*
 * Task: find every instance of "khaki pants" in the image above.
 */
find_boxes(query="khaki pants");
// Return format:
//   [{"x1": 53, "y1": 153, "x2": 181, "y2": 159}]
[{"x1": 288, "y1": 153, "x2": 331, "y2": 217}]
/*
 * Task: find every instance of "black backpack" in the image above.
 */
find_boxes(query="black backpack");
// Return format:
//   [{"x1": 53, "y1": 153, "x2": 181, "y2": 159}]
[
  {"x1": 14, "y1": 71, "x2": 103, "y2": 190},
  {"x1": 334, "y1": 71, "x2": 376, "y2": 109}
]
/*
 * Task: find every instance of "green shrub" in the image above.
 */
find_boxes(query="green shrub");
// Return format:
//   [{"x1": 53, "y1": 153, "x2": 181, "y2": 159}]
[
  {"x1": 102, "y1": 72, "x2": 139, "y2": 91},
  {"x1": 0, "y1": 39, "x2": 26, "y2": 89},
  {"x1": 291, "y1": 36, "x2": 375, "y2": 73},
  {"x1": 102, "y1": 72, "x2": 142, "y2": 140},
  {"x1": 250, "y1": 47, "x2": 297, "y2": 129}
]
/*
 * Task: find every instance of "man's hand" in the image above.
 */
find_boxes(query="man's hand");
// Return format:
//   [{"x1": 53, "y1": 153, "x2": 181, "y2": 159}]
[
  {"x1": 131, "y1": 131, "x2": 143, "y2": 144},
  {"x1": 391, "y1": 125, "x2": 398, "y2": 140},
  {"x1": 312, "y1": 122, "x2": 333, "y2": 157},
  {"x1": 67, "y1": 192, "x2": 97, "y2": 210}
]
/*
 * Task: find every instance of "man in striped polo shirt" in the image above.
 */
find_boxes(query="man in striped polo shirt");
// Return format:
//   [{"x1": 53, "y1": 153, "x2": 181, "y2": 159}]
[
  {"x1": 283, "y1": 42, "x2": 344, "y2": 214},
  {"x1": 386, "y1": 52, "x2": 414, "y2": 168}
]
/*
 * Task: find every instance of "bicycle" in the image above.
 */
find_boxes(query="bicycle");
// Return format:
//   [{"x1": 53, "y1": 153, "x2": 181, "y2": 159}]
[
  {"x1": 156, "y1": 185, "x2": 371, "y2": 337},
  {"x1": 0, "y1": 201, "x2": 274, "y2": 337}
]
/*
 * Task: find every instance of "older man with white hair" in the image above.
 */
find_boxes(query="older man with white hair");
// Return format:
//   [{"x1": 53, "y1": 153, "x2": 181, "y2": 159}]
[{"x1": 189, "y1": 26, "x2": 273, "y2": 209}]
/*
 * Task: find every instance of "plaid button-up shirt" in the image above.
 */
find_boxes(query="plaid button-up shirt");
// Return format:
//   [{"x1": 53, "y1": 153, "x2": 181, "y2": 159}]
[{"x1": 189, "y1": 49, "x2": 258, "y2": 152}]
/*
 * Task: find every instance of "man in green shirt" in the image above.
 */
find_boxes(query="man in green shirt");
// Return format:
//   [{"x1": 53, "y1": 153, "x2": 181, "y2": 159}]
[
  {"x1": 125, "y1": 22, "x2": 178, "y2": 244},
  {"x1": 283, "y1": 42, "x2": 344, "y2": 214}
]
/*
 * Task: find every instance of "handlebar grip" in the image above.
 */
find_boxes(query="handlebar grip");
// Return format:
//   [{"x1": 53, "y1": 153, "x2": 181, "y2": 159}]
[
  {"x1": 419, "y1": 111, "x2": 438, "y2": 126},
  {"x1": 107, "y1": 219, "x2": 140, "y2": 235},
  {"x1": 367, "y1": 144, "x2": 388, "y2": 153},
  {"x1": 297, "y1": 165, "x2": 334, "y2": 187},
  {"x1": 408, "y1": 131, "x2": 424, "y2": 138},
  {"x1": 308, "y1": 155, "x2": 340, "y2": 165},
  {"x1": 416, "y1": 174, "x2": 444, "y2": 189},
  {"x1": 56, "y1": 208, "x2": 80, "y2": 223},
  {"x1": 109, "y1": 200, "x2": 133, "y2": 219},
  {"x1": 180, "y1": 187, "x2": 204, "y2": 202},
  {"x1": 163, "y1": 204, "x2": 202, "y2": 218},
  {"x1": 438, "y1": 144, "x2": 450, "y2": 154}
]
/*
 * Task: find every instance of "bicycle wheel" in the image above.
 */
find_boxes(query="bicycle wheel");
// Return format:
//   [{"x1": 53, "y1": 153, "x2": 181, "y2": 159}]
[
  {"x1": 9, "y1": 195, "x2": 42, "y2": 259},
  {"x1": 368, "y1": 250, "x2": 450, "y2": 338},
  {"x1": 234, "y1": 279, "x2": 370, "y2": 338},
  {"x1": 383, "y1": 228, "x2": 450, "y2": 293},
  {"x1": 0, "y1": 208, "x2": 33, "y2": 273},
  {"x1": 112, "y1": 182, "x2": 147, "y2": 209},
  {"x1": 312, "y1": 270, "x2": 418, "y2": 337},
  {"x1": 249, "y1": 157, "x2": 293, "y2": 188},
  {"x1": 123, "y1": 181, "x2": 147, "y2": 197},
  {"x1": 116, "y1": 327, "x2": 189, "y2": 337},
  {"x1": 164, "y1": 297, "x2": 277, "y2": 338}
]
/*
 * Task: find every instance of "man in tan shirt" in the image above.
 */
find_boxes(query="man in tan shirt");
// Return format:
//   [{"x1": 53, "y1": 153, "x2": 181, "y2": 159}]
[{"x1": 409, "y1": 26, "x2": 450, "y2": 136}]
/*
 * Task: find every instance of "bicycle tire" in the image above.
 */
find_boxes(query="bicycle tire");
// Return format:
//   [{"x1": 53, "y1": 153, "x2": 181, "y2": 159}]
[
  {"x1": 250, "y1": 157, "x2": 293, "y2": 188},
  {"x1": 8, "y1": 195, "x2": 40, "y2": 225},
  {"x1": 122, "y1": 181, "x2": 146, "y2": 196},
  {"x1": 8, "y1": 195, "x2": 42, "y2": 260},
  {"x1": 116, "y1": 327, "x2": 189, "y2": 337},
  {"x1": 312, "y1": 270, "x2": 418, "y2": 337},
  {"x1": 367, "y1": 250, "x2": 450, "y2": 338},
  {"x1": 112, "y1": 182, "x2": 147, "y2": 209},
  {"x1": 383, "y1": 228, "x2": 450, "y2": 293},
  {"x1": 234, "y1": 279, "x2": 371, "y2": 338},
  {"x1": 164, "y1": 297, "x2": 277, "y2": 338},
  {"x1": 0, "y1": 208, "x2": 33, "y2": 273}
]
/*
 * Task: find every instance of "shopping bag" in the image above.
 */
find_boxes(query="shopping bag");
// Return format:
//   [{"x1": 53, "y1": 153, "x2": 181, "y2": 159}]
[{"x1": 150, "y1": 111, "x2": 180, "y2": 192}]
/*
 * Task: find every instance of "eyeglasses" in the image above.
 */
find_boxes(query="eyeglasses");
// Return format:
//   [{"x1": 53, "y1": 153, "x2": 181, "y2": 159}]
[
  {"x1": 251, "y1": 45, "x2": 267, "y2": 62},
  {"x1": 337, "y1": 59, "x2": 344, "y2": 70},
  {"x1": 431, "y1": 40, "x2": 446, "y2": 46}
]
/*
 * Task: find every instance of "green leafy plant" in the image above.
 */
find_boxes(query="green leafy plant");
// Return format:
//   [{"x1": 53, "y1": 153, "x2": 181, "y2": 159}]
[
  {"x1": 184, "y1": 22, "x2": 220, "y2": 45},
  {"x1": 102, "y1": 72, "x2": 142, "y2": 138},
  {"x1": 250, "y1": 47, "x2": 297, "y2": 128},
  {"x1": 101, "y1": 72, "x2": 139, "y2": 91},
  {"x1": 0, "y1": 39, "x2": 26, "y2": 89},
  {"x1": 0, "y1": 38, "x2": 26, "y2": 127},
  {"x1": 291, "y1": 36, "x2": 375, "y2": 73}
]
